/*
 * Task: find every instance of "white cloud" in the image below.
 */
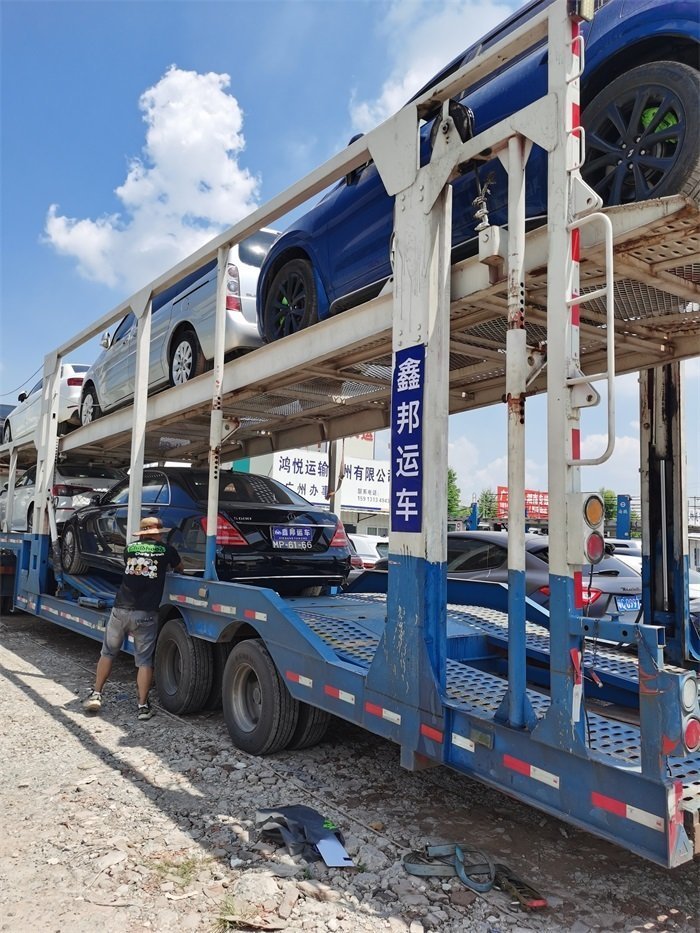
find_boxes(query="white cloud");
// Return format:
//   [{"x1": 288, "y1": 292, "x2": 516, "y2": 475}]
[
  {"x1": 349, "y1": 0, "x2": 515, "y2": 133},
  {"x1": 44, "y1": 66, "x2": 260, "y2": 292}
]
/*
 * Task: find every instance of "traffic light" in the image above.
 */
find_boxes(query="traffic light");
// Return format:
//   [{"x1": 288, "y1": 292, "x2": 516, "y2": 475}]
[{"x1": 567, "y1": 492, "x2": 606, "y2": 566}]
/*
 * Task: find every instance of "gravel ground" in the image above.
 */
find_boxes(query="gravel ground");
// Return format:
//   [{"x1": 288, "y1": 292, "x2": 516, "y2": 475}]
[{"x1": 0, "y1": 610, "x2": 698, "y2": 933}]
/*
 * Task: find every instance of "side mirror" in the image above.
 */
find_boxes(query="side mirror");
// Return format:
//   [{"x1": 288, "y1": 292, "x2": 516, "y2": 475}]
[
  {"x1": 100, "y1": 331, "x2": 111, "y2": 349},
  {"x1": 18, "y1": 392, "x2": 27, "y2": 402},
  {"x1": 90, "y1": 493, "x2": 103, "y2": 504}
]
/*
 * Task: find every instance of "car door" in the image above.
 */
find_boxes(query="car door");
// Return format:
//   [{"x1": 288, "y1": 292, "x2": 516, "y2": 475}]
[
  {"x1": 2, "y1": 466, "x2": 36, "y2": 530},
  {"x1": 96, "y1": 312, "x2": 137, "y2": 410},
  {"x1": 446, "y1": 538, "x2": 507, "y2": 581},
  {"x1": 13, "y1": 379, "x2": 43, "y2": 442}
]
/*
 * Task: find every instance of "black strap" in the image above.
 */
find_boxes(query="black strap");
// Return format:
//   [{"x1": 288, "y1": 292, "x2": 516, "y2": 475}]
[{"x1": 404, "y1": 843, "x2": 495, "y2": 893}]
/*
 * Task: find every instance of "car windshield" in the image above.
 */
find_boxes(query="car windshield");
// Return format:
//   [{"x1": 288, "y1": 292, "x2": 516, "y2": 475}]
[
  {"x1": 238, "y1": 230, "x2": 277, "y2": 268},
  {"x1": 189, "y1": 471, "x2": 311, "y2": 506}
]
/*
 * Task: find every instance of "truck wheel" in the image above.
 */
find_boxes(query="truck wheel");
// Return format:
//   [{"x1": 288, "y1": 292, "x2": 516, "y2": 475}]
[
  {"x1": 582, "y1": 61, "x2": 700, "y2": 205},
  {"x1": 155, "y1": 618, "x2": 213, "y2": 714},
  {"x1": 60, "y1": 524, "x2": 89, "y2": 574},
  {"x1": 222, "y1": 638, "x2": 299, "y2": 755},
  {"x1": 80, "y1": 387, "x2": 101, "y2": 425},
  {"x1": 169, "y1": 329, "x2": 205, "y2": 386},
  {"x1": 286, "y1": 702, "x2": 331, "y2": 750},
  {"x1": 262, "y1": 258, "x2": 318, "y2": 343},
  {"x1": 202, "y1": 641, "x2": 233, "y2": 711}
]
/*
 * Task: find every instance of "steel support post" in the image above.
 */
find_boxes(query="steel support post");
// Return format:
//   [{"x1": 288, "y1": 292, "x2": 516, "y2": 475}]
[
  {"x1": 3, "y1": 448, "x2": 18, "y2": 532},
  {"x1": 496, "y1": 134, "x2": 536, "y2": 730},
  {"x1": 126, "y1": 290, "x2": 153, "y2": 542},
  {"x1": 34, "y1": 351, "x2": 62, "y2": 538},
  {"x1": 640, "y1": 363, "x2": 697, "y2": 663},
  {"x1": 204, "y1": 245, "x2": 229, "y2": 580},
  {"x1": 533, "y1": 3, "x2": 587, "y2": 752},
  {"x1": 365, "y1": 112, "x2": 455, "y2": 764}
]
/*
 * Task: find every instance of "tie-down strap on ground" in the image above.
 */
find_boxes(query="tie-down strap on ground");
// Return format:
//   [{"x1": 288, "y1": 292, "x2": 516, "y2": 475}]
[{"x1": 403, "y1": 844, "x2": 496, "y2": 893}]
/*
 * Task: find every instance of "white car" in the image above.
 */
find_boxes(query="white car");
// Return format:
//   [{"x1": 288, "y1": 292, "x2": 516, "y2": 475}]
[
  {"x1": 2, "y1": 363, "x2": 90, "y2": 445},
  {"x1": 348, "y1": 533, "x2": 389, "y2": 569},
  {"x1": 0, "y1": 462, "x2": 125, "y2": 532},
  {"x1": 79, "y1": 229, "x2": 279, "y2": 424}
]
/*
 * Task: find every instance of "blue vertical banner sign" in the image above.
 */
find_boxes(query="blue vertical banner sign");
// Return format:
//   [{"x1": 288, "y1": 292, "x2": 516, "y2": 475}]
[
  {"x1": 391, "y1": 345, "x2": 425, "y2": 533},
  {"x1": 616, "y1": 494, "x2": 631, "y2": 539}
]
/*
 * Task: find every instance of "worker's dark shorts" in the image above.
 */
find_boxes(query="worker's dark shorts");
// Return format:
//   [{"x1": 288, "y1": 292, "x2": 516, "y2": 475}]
[{"x1": 101, "y1": 607, "x2": 157, "y2": 667}]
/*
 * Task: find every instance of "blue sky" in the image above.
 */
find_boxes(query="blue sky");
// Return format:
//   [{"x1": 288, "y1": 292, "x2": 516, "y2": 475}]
[{"x1": 1, "y1": 0, "x2": 698, "y2": 505}]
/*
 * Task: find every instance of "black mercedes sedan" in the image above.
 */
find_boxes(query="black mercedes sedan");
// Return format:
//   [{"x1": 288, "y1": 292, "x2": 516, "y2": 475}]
[{"x1": 60, "y1": 467, "x2": 351, "y2": 596}]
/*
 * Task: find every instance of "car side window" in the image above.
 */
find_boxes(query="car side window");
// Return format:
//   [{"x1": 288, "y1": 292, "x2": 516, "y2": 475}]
[
  {"x1": 112, "y1": 313, "x2": 136, "y2": 344},
  {"x1": 29, "y1": 379, "x2": 43, "y2": 396},
  {"x1": 105, "y1": 482, "x2": 130, "y2": 505},
  {"x1": 447, "y1": 540, "x2": 506, "y2": 572},
  {"x1": 17, "y1": 467, "x2": 36, "y2": 488},
  {"x1": 142, "y1": 474, "x2": 170, "y2": 504}
]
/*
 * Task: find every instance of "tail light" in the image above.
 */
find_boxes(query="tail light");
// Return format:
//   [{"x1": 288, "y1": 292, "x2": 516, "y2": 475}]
[
  {"x1": 350, "y1": 554, "x2": 363, "y2": 570},
  {"x1": 66, "y1": 377, "x2": 84, "y2": 386},
  {"x1": 52, "y1": 484, "x2": 92, "y2": 497},
  {"x1": 581, "y1": 587, "x2": 602, "y2": 605},
  {"x1": 538, "y1": 585, "x2": 551, "y2": 598},
  {"x1": 200, "y1": 514, "x2": 247, "y2": 546},
  {"x1": 329, "y1": 521, "x2": 349, "y2": 548},
  {"x1": 361, "y1": 559, "x2": 375, "y2": 569},
  {"x1": 225, "y1": 262, "x2": 242, "y2": 312},
  {"x1": 684, "y1": 718, "x2": 700, "y2": 752}
]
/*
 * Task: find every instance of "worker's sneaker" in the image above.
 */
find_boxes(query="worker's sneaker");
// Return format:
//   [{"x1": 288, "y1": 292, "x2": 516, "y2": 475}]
[
  {"x1": 137, "y1": 702, "x2": 154, "y2": 721},
  {"x1": 83, "y1": 690, "x2": 102, "y2": 713}
]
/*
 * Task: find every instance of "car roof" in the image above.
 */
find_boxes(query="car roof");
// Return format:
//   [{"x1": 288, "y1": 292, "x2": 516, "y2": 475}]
[{"x1": 447, "y1": 530, "x2": 547, "y2": 552}]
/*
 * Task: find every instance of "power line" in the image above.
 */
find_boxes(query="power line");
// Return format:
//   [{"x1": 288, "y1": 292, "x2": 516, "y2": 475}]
[{"x1": 0, "y1": 364, "x2": 42, "y2": 398}]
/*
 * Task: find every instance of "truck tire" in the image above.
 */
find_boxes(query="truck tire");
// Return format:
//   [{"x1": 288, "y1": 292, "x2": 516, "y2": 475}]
[
  {"x1": 202, "y1": 641, "x2": 233, "y2": 711},
  {"x1": 155, "y1": 618, "x2": 213, "y2": 715},
  {"x1": 286, "y1": 702, "x2": 331, "y2": 750},
  {"x1": 60, "y1": 524, "x2": 89, "y2": 574},
  {"x1": 222, "y1": 638, "x2": 299, "y2": 755},
  {"x1": 582, "y1": 61, "x2": 700, "y2": 205}
]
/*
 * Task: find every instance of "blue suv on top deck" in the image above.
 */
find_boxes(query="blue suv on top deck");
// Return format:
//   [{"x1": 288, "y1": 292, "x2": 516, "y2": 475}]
[{"x1": 256, "y1": 0, "x2": 699, "y2": 343}]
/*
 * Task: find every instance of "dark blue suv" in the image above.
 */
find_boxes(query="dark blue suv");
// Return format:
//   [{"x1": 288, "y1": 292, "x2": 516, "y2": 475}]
[{"x1": 257, "y1": 0, "x2": 699, "y2": 343}]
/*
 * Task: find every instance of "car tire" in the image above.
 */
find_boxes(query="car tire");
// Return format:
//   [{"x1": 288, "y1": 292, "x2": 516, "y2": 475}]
[
  {"x1": 2, "y1": 421, "x2": 11, "y2": 444},
  {"x1": 262, "y1": 258, "x2": 318, "y2": 343},
  {"x1": 154, "y1": 618, "x2": 213, "y2": 714},
  {"x1": 582, "y1": 61, "x2": 700, "y2": 205},
  {"x1": 169, "y1": 329, "x2": 205, "y2": 386},
  {"x1": 60, "y1": 524, "x2": 89, "y2": 574},
  {"x1": 222, "y1": 638, "x2": 299, "y2": 755},
  {"x1": 286, "y1": 702, "x2": 331, "y2": 750},
  {"x1": 80, "y1": 386, "x2": 102, "y2": 425}
]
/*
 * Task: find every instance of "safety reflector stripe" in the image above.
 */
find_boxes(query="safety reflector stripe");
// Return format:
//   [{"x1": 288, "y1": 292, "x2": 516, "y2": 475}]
[
  {"x1": 324, "y1": 685, "x2": 355, "y2": 705},
  {"x1": 571, "y1": 428, "x2": 581, "y2": 461},
  {"x1": 591, "y1": 792, "x2": 664, "y2": 832},
  {"x1": 451, "y1": 733, "x2": 475, "y2": 753},
  {"x1": 172, "y1": 594, "x2": 208, "y2": 608},
  {"x1": 44, "y1": 605, "x2": 85, "y2": 625},
  {"x1": 244, "y1": 609, "x2": 267, "y2": 621},
  {"x1": 504, "y1": 754, "x2": 559, "y2": 789},
  {"x1": 211, "y1": 603, "x2": 237, "y2": 616},
  {"x1": 286, "y1": 671, "x2": 312, "y2": 688},
  {"x1": 365, "y1": 702, "x2": 401, "y2": 726},
  {"x1": 420, "y1": 724, "x2": 443, "y2": 743}
]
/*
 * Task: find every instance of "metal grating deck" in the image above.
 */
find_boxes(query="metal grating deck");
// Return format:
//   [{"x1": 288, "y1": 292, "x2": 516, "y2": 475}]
[{"x1": 298, "y1": 595, "x2": 700, "y2": 801}]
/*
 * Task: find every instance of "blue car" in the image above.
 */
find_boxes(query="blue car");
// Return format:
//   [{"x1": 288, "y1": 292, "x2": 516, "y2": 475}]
[{"x1": 257, "y1": 0, "x2": 699, "y2": 342}]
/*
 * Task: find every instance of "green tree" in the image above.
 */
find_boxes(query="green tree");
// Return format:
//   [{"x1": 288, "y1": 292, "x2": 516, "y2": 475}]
[
  {"x1": 478, "y1": 488, "x2": 497, "y2": 521},
  {"x1": 599, "y1": 487, "x2": 617, "y2": 522},
  {"x1": 447, "y1": 467, "x2": 462, "y2": 517}
]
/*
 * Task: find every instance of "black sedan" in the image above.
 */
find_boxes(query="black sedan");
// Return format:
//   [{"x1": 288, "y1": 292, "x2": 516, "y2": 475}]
[
  {"x1": 60, "y1": 467, "x2": 351, "y2": 596},
  {"x1": 366, "y1": 531, "x2": 642, "y2": 620}
]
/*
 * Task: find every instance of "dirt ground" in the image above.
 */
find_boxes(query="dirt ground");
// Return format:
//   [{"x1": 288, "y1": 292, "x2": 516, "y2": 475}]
[{"x1": 0, "y1": 610, "x2": 698, "y2": 933}]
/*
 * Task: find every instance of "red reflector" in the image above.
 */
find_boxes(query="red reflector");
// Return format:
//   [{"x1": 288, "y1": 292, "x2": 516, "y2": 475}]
[
  {"x1": 585, "y1": 531, "x2": 605, "y2": 564},
  {"x1": 581, "y1": 587, "x2": 602, "y2": 605},
  {"x1": 685, "y1": 718, "x2": 700, "y2": 752},
  {"x1": 329, "y1": 521, "x2": 348, "y2": 548},
  {"x1": 201, "y1": 515, "x2": 247, "y2": 546},
  {"x1": 226, "y1": 295, "x2": 242, "y2": 312},
  {"x1": 538, "y1": 585, "x2": 551, "y2": 597}
]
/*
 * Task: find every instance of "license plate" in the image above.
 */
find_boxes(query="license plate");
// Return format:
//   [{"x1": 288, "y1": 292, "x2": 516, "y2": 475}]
[
  {"x1": 271, "y1": 525, "x2": 313, "y2": 550},
  {"x1": 616, "y1": 595, "x2": 641, "y2": 613}
]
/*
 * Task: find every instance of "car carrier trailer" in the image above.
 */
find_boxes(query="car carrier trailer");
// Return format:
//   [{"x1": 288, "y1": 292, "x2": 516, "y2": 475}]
[{"x1": 1, "y1": 0, "x2": 700, "y2": 868}]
